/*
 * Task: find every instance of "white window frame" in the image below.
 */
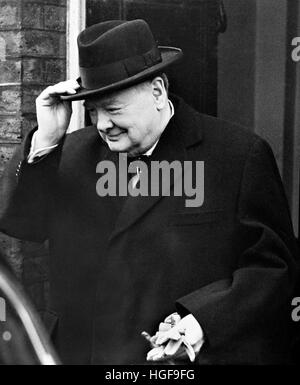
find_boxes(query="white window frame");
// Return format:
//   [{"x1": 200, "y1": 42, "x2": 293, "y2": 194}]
[{"x1": 66, "y1": 0, "x2": 86, "y2": 133}]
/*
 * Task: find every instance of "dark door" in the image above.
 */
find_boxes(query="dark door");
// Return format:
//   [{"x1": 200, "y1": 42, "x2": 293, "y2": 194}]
[{"x1": 86, "y1": 0, "x2": 223, "y2": 116}]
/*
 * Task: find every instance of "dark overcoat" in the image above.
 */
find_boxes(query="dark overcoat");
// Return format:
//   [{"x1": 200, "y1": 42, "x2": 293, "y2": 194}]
[{"x1": 0, "y1": 96, "x2": 298, "y2": 365}]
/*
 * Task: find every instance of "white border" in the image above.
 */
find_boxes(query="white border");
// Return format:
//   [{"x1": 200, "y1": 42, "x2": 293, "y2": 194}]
[{"x1": 66, "y1": 0, "x2": 86, "y2": 133}]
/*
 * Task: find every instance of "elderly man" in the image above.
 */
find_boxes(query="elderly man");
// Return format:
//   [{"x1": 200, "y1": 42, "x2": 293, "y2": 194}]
[{"x1": 0, "y1": 19, "x2": 298, "y2": 365}]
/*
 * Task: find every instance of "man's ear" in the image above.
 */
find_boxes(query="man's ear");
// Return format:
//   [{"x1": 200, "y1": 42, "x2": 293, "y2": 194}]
[{"x1": 151, "y1": 77, "x2": 167, "y2": 110}]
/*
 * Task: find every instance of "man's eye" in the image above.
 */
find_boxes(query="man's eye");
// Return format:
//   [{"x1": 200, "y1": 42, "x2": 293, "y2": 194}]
[{"x1": 107, "y1": 108, "x2": 121, "y2": 114}]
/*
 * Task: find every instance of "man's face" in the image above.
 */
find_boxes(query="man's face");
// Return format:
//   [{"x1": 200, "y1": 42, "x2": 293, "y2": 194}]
[{"x1": 84, "y1": 82, "x2": 162, "y2": 156}]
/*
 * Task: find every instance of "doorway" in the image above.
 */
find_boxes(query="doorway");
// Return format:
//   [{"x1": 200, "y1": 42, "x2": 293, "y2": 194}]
[{"x1": 86, "y1": 0, "x2": 223, "y2": 116}]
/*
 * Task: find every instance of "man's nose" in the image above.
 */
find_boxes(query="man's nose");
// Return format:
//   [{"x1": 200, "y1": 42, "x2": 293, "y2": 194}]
[{"x1": 96, "y1": 110, "x2": 114, "y2": 132}]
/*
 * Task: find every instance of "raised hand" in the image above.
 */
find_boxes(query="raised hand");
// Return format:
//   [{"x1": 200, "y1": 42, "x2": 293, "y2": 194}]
[{"x1": 35, "y1": 80, "x2": 80, "y2": 148}]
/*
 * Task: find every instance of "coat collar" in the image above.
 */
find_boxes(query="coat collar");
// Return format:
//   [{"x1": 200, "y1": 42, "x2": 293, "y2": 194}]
[
  {"x1": 170, "y1": 94, "x2": 204, "y2": 148},
  {"x1": 108, "y1": 94, "x2": 204, "y2": 242}
]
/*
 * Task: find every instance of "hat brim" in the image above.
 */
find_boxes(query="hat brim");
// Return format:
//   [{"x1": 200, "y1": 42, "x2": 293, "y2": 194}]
[{"x1": 61, "y1": 46, "x2": 183, "y2": 101}]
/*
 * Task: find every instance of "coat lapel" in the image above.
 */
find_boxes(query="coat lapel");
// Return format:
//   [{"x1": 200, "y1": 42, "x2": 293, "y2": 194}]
[{"x1": 109, "y1": 96, "x2": 203, "y2": 242}]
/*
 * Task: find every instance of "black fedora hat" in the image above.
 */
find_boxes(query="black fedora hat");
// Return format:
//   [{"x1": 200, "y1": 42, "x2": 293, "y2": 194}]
[{"x1": 61, "y1": 19, "x2": 183, "y2": 101}]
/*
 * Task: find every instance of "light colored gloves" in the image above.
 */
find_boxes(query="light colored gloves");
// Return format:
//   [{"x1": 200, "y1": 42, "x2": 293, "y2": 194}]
[{"x1": 142, "y1": 312, "x2": 204, "y2": 363}]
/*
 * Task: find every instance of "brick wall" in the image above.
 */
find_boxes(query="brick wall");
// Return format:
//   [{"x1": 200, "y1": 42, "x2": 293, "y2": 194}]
[{"x1": 0, "y1": 0, "x2": 67, "y2": 310}]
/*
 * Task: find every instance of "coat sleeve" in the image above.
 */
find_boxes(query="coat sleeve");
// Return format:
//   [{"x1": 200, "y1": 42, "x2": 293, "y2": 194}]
[
  {"x1": 0, "y1": 129, "x2": 62, "y2": 242},
  {"x1": 175, "y1": 137, "x2": 299, "y2": 356}
]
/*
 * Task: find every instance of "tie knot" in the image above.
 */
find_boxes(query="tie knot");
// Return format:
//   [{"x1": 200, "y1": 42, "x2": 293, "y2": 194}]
[{"x1": 128, "y1": 155, "x2": 151, "y2": 164}]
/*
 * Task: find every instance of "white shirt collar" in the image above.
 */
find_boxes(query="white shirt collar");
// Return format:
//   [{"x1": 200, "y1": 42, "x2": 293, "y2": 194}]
[{"x1": 144, "y1": 99, "x2": 175, "y2": 156}]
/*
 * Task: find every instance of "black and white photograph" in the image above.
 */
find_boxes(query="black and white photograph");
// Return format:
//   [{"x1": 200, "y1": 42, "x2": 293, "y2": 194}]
[{"x1": 0, "y1": 0, "x2": 299, "y2": 371}]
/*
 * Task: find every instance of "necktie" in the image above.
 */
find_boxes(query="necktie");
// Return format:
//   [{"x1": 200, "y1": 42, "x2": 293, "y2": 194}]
[
  {"x1": 128, "y1": 155, "x2": 150, "y2": 163},
  {"x1": 128, "y1": 155, "x2": 151, "y2": 190}
]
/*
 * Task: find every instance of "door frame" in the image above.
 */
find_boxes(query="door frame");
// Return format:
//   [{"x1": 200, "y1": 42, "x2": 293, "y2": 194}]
[
  {"x1": 218, "y1": 0, "x2": 299, "y2": 236},
  {"x1": 66, "y1": 0, "x2": 86, "y2": 133}
]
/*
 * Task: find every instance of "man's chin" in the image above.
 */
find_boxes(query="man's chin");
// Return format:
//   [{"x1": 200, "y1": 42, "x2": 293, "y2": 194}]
[{"x1": 106, "y1": 141, "x2": 130, "y2": 153}]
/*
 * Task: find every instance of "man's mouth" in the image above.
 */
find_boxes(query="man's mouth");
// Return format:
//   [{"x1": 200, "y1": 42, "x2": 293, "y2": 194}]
[{"x1": 106, "y1": 130, "x2": 126, "y2": 141}]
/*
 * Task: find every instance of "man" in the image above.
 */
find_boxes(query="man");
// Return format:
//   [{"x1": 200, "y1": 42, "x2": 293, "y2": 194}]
[{"x1": 0, "y1": 19, "x2": 298, "y2": 365}]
